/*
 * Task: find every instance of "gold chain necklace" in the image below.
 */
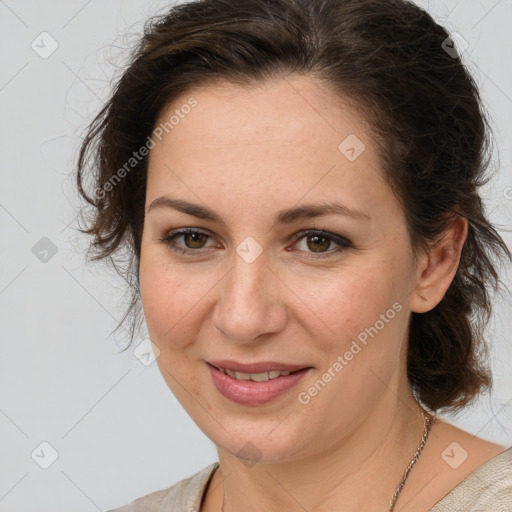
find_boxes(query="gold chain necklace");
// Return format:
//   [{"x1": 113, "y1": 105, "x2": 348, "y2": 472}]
[
  {"x1": 389, "y1": 410, "x2": 436, "y2": 511},
  {"x1": 220, "y1": 409, "x2": 436, "y2": 512}
]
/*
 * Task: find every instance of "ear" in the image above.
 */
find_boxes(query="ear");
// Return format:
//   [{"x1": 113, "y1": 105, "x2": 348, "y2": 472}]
[{"x1": 410, "y1": 216, "x2": 468, "y2": 313}]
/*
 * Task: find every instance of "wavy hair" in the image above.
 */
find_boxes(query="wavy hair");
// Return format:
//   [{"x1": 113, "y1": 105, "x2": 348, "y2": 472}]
[{"x1": 76, "y1": 0, "x2": 511, "y2": 412}]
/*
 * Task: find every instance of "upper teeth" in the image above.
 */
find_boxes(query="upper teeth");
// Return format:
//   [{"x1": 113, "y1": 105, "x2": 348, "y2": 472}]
[{"x1": 220, "y1": 368, "x2": 292, "y2": 382}]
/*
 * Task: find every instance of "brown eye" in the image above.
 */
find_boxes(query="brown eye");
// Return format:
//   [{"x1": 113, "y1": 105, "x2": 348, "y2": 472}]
[
  {"x1": 306, "y1": 234, "x2": 331, "y2": 252},
  {"x1": 183, "y1": 232, "x2": 209, "y2": 248},
  {"x1": 292, "y1": 229, "x2": 352, "y2": 259},
  {"x1": 161, "y1": 228, "x2": 216, "y2": 255}
]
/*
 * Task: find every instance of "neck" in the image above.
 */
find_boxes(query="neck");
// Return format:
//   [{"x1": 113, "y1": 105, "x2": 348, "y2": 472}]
[{"x1": 213, "y1": 390, "x2": 427, "y2": 512}]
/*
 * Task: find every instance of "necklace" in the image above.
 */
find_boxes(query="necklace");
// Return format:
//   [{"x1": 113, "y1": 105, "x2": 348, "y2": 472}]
[
  {"x1": 388, "y1": 409, "x2": 436, "y2": 511},
  {"x1": 220, "y1": 409, "x2": 436, "y2": 512}
]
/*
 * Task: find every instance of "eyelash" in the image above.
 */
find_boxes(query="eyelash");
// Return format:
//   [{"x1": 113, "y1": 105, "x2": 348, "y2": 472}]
[{"x1": 160, "y1": 228, "x2": 352, "y2": 260}]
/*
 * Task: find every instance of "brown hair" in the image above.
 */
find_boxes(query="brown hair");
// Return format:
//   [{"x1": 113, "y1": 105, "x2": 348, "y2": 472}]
[{"x1": 76, "y1": 0, "x2": 510, "y2": 412}]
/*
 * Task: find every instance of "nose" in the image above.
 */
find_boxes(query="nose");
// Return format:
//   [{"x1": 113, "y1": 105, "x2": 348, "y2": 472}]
[{"x1": 212, "y1": 250, "x2": 288, "y2": 344}]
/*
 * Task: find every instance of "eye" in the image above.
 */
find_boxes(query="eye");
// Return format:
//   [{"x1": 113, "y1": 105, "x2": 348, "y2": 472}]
[
  {"x1": 291, "y1": 229, "x2": 352, "y2": 258},
  {"x1": 160, "y1": 227, "x2": 352, "y2": 259},
  {"x1": 161, "y1": 228, "x2": 218, "y2": 255}
]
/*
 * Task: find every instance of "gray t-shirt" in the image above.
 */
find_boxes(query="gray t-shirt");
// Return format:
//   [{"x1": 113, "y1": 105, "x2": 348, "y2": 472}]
[{"x1": 108, "y1": 447, "x2": 512, "y2": 512}]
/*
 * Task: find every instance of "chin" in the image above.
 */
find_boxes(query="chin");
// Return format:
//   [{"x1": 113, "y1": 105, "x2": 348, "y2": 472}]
[{"x1": 211, "y1": 424, "x2": 311, "y2": 466}]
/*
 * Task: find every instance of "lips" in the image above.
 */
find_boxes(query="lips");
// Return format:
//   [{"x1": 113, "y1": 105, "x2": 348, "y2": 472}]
[{"x1": 207, "y1": 360, "x2": 313, "y2": 406}]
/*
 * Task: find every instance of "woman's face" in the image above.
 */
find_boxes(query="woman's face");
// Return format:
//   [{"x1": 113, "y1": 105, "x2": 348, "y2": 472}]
[{"x1": 139, "y1": 75, "x2": 421, "y2": 463}]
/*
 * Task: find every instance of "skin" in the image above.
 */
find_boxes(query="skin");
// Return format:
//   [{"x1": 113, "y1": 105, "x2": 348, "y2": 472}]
[{"x1": 139, "y1": 75, "x2": 505, "y2": 512}]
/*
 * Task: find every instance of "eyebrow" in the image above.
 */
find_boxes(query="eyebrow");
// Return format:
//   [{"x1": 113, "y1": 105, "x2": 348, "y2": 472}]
[{"x1": 146, "y1": 196, "x2": 371, "y2": 225}]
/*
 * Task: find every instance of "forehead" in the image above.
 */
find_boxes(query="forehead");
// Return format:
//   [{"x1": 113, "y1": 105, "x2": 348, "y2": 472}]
[
  {"x1": 146, "y1": 75, "x2": 388, "y2": 216},
  {"x1": 153, "y1": 75, "x2": 372, "y2": 153}
]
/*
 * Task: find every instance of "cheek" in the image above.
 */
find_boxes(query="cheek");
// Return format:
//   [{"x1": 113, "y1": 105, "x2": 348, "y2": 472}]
[
  {"x1": 290, "y1": 262, "x2": 405, "y2": 344},
  {"x1": 138, "y1": 254, "x2": 214, "y2": 349},
  {"x1": 293, "y1": 270, "x2": 408, "y2": 429},
  {"x1": 289, "y1": 257, "x2": 411, "y2": 410}
]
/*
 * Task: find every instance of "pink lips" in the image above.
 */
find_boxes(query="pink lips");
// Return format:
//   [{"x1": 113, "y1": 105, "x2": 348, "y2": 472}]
[{"x1": 207, "y1": 360, "x2": 312, "y2": 406}]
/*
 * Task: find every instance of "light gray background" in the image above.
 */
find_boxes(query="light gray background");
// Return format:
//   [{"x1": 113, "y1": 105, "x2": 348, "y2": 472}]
[{"x1": 0, "y1": 1, "x2": 511, "y2": 510}]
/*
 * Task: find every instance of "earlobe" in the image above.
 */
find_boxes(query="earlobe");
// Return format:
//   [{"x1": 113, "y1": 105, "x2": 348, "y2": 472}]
[{"x1": 411, "y1": 216, "x2": 468, "y2": 313}]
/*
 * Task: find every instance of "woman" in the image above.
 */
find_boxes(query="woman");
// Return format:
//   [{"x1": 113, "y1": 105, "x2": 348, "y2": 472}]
[{"x1": 76, "y1": 0, "x2": 512, "y2": 510}]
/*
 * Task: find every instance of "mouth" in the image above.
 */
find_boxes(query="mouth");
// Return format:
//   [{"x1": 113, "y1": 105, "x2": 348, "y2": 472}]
[
  {"x1": 206, "y1": 360, "x2": 313, "y2": 405},
  {"x1": 211, "y1": 365, "x2": 300, "y2": 382}
]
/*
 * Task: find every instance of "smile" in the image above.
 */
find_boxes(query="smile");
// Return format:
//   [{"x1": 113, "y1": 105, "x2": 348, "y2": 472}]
[
  {"x1": 206, "y1": 361, "x2": 313, "y2": 406},
  {"x1": 217, "y1": 367, "x2": 292, "y2": 381}
]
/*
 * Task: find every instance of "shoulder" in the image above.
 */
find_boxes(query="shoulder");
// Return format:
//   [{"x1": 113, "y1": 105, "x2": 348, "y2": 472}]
[
  {"x1": 430, "y1": 446, "x2": 512, "y2": 512},
  {"x1": 399, "y1": 418, "x2": 511, "y2": 511},
  {"x1": 105, "y1": 462, "x2": 219, "y2": 512}
]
